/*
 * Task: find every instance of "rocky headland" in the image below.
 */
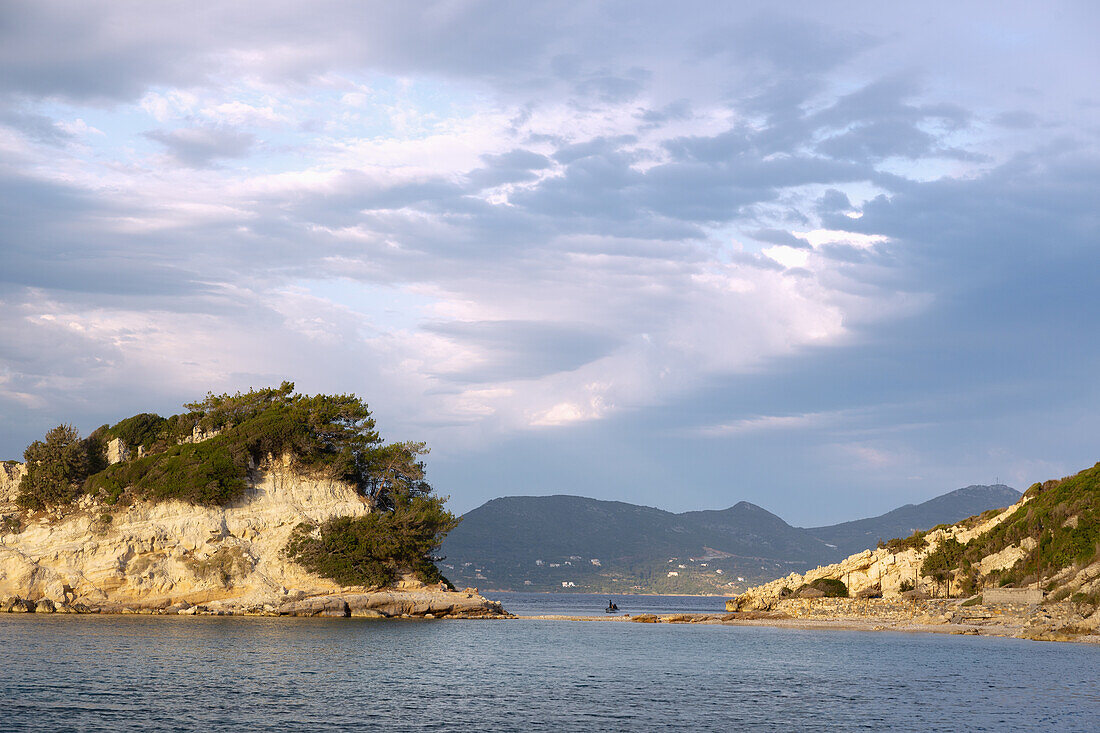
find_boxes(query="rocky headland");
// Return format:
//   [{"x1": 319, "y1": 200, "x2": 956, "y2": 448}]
[
  {"x1": 1, "y1": 457, "x2": 505, "y2": 618},
  {"x1": 726, "y1": 465, "x2": 1100, "y2": 643}
]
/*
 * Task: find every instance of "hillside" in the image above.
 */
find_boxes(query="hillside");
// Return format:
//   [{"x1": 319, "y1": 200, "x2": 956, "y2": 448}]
[
  {"x1": 440, "y1": 485, "x2": 1019, "y2": 594},
  {"x1": 806, "y1": 484, "x2": 1021, "y2": 556},
  {"x1": 730, "y1": 462, "x2": 1100, "y2": 630}
]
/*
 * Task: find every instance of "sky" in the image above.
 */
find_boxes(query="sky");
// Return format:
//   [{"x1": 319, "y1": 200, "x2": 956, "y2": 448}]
[{"x1": 1, "y1": 1, "x2": 1098, "y2": 525}]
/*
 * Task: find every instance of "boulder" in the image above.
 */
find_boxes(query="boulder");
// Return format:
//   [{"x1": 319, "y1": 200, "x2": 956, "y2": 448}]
[
  {"x1": 631, "y1": 614, "x2": 658, "y2": 623},
  {"x1": 350, "y1": 608, "x2": 385, "y2": 618},
  {"x1": 35, "y1": 599, "x2": 56, "y2": 613}
]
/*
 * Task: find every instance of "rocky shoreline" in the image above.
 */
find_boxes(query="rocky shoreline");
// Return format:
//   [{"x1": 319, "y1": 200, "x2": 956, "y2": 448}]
[
  {"x1": 0, "y1": 587, "x2": 510, "y2": 619},
  {"x1": 512, "y1": 597, "x2": 1100, "y2": 643},
  {"x1": 6, "y1": 590, "x2": 1099, "y2": 642}
]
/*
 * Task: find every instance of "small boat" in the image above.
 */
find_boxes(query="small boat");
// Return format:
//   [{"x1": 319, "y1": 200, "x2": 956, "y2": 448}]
[{"x1": 604, "y1": 601, "x2": 619, "y2": 613}]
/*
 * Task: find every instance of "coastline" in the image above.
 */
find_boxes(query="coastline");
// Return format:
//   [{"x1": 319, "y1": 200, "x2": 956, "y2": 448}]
[
  {"x1": 5, "y1": 596, "x2": 1100, "y2": 644},
  {"x1": 0, "y1": 587, "x2": 511, "y2": 619},
  {"x1": 509, "y1": 612, "x2": 1100, "y2": 644}
]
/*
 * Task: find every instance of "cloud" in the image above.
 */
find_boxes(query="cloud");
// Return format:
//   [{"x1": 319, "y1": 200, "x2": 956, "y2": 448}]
[
  {"x1": 466, "y1": 148, "x2": 554, "y2": 189},
  {"x1": 423, "y1": 320, "x2": 621, "y2": 383},
  {"x1": 145, "y1": 125, "x2": 256, "y2": 167},
  {"x1": 0, "y1": 110, "x2": 74, "y2": 145},
  {"x1": 0, "y1": 1, "x2": 1096, "y2": 523}
]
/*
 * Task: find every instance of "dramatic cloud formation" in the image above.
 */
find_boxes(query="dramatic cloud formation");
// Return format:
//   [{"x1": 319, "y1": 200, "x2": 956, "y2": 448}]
[{"x1": 1, "y1": 1, "x2": 1097, "y2": 522}]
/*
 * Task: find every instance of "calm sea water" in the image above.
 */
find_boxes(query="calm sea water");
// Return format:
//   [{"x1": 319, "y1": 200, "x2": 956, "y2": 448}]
[
  {"x1": 483, "y1": 591, "x2": 728, "y2": 616},
  {"x1": 2, "y1": 606, "x2": 1097, "y2": 731}
]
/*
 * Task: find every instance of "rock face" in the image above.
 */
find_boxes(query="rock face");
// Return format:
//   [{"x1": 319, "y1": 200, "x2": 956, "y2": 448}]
[
  {"x1": 275, "y1": 589, "x2": 506, "y2": 619},
  {"x1": 729, "y1": 489, "x2": 1100, "y2": 635},
  {"x1": 0, "y1": 459, "x2": 505, "y2": 617},
  {"x1": 1, "y1": 462, "x2": 27, "y2": 504},
  {"x1": 729, "y1": 496, "x2": 1028, "y2": 612}
]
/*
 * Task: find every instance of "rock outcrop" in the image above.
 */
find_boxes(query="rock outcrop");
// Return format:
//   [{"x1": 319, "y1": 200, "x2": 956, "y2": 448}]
[
  {"x1": 1, "y1": 462, "x2": 26, "y2": 504},
  {"x1": 0, "y1": 459, "x2": 505, "y2": 618},
  {"x1": 728, "y1": 499, "x2": 1026, "y2": 612},
  {"x1": 729, "y1": 489, "x2": 1100, "y2": 635}
]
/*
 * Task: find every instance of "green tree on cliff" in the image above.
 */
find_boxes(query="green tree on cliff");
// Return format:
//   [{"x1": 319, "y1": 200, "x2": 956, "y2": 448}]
[
  {"x1": 920, "y1": 538, "x2": 964, "y2": 597},
  {"x1": 17, "y1": 425, "x2": 93, "y2": 510}
]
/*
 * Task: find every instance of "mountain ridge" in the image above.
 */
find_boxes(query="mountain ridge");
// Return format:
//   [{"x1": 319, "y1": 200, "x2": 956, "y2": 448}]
[
  {"x1": 804, "y1": 484, "x2": 1021, "y2": 556},
  {"x1": 441, "y1": 485, "x2": 1021, "y2": 594}
]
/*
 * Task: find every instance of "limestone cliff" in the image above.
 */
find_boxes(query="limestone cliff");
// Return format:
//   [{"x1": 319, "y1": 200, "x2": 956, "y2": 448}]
[
  {"x1": 729, "y1": 487, "x2": 1100, "y2": 624},
  {"x1": 0, "y1": 459, "x2": 503, "y2": 618}
]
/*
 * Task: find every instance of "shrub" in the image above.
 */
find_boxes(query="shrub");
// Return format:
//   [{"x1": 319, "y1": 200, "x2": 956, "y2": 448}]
[
  {"x1": 1, "y1": 514, "x2": 23, "y2": 534},
  {"x1": 88, "y1": 436, "x2": 249, "y2": 506},
  {"x1": 91, "y1": 512, "x2": 113, "y2": 535},
  {"x1": 284, "y1": 495, "x2": 459, "y2": 587},
  {"x1": 1049, "y1": 587, "x2": 1072, "y2": 603},
  {"x1": 1070, "y1": 591, "x2": 1099, "y2": 614},
  {"x1": 961, "y1": 595, "x2": 982, "y2": 607},
  {"x1": 885, "y1": 530, "x2": 928, "y2": 553},
  {"x1": 957, "y1": 572, "x2": 978, "y2": 596},
  {"x1": 795, "y1": 578, "x2": 848, "y2": 598},
  {"x1": 105, "y1": 413, "x2": 168, "y2": 453},
  {"x1": 187, "y1": 545, "x2": 254, "y2": 587}
]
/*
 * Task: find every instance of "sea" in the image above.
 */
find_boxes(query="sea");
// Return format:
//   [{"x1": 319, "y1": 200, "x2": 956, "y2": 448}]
[{"x1": 2, "y1": 593, "x2": 1097, "y2": 731}]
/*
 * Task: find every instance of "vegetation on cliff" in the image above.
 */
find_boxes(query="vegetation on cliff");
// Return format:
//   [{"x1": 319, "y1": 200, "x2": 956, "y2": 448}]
[
  {"x1": 16, "y1": 425, "x2": 103, "y2": 510},
  {"x1": 964, "y1": 464, "x2": 1100, "y2": 587},
  {"x1": 17, "y1": 382, "x2": 434, "y2": 510},
  {"x1": 285, "y1": 496, "x2": 459, "y2": 586},
  {"x1": 11, "y1": 383, "x2": 460, "y2": 587},
  {"x1": 887, "y1": 463, "x2": 1099, "y2": 597}
]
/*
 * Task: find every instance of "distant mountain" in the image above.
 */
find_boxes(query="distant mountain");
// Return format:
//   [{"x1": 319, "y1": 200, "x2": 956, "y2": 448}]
[
  {"x1": 440, "y1": 484, "x2": 1020, "y2": 594},
  {"x1": 440, "y1": 495, "x2": 838, "y2": 595},
  {"x1": 805, "y1": 484, "x2": 1022, "y2": 557}
]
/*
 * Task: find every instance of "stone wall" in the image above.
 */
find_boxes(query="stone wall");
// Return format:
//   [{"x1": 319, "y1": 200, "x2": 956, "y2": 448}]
[{"x1": 984, "y1": 587, "x2": 1043, "y2": 605}]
